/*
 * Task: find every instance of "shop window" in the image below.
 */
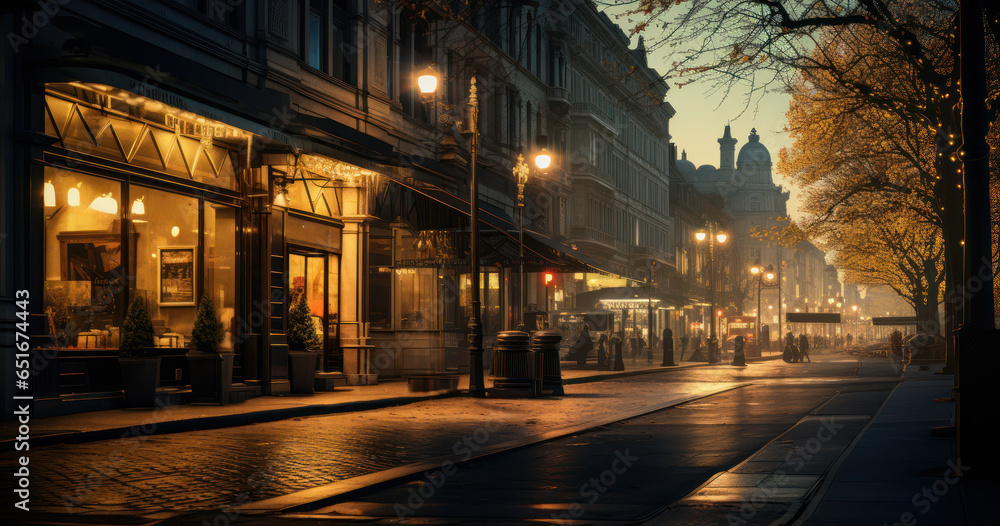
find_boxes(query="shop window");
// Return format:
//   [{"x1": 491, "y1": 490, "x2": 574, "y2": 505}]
[
  {"x1": 131, "y1": 187, "x2": 201, "y2": 344},
  {"x1": 459, "y1": 271, "x2": 502, "y2": 335},
  {"x1": 394, "y1": 228, "x2": 439, "y2": 330},
  {"x1": 43, "y1": 170, "x2": 124, "y2": 347},
  {"x1": 205, "y1": 202, "x2": 237, "y2": 348},
  {"x1": 369, "y1": 227, "x2": 393, "y2": 330}
]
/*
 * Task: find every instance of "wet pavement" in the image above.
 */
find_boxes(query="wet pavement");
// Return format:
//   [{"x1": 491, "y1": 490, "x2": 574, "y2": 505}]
[{"x1": 1, "y1": 352, "x2": 916, "y2": 525}]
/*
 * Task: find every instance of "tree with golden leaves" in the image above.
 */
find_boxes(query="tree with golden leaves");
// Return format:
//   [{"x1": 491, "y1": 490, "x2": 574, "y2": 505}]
[{"x1": 624, "y1": 0, "x2": 998, "y2": 334}]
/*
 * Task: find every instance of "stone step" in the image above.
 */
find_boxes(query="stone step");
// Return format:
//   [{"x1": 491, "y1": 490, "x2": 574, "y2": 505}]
[{"x1": 315, "y1": 372, "x2": 349, "y2": 391}]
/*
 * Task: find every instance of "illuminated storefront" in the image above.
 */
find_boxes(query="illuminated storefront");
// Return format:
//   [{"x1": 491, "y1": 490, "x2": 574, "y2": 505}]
[{"x1": 26, "y1": 80, "x2": 379, "y2": 415}]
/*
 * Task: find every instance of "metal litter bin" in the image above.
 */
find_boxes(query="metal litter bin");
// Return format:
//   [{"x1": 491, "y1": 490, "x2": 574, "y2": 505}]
[
  {"x1": 532, "y1": 329, "x2": 564, "y2": 395},
  {"x1": 492, "y1": 331, "x2": 533, "y2": 391}
]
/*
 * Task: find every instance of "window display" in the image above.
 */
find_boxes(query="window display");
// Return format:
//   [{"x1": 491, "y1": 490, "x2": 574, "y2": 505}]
[{"x1": 43, "y1": 170, "x2": 124, "y2": 347}]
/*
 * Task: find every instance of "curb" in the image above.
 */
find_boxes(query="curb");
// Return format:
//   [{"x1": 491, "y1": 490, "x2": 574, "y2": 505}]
[
  {"x1": 7, "y1": 356, "x2": 780, "y2": 449},
  {"x1": 238, "y1": 382, "x2": 755, "y2": 514},
  {"x1": 4, "y1": 391, "x2": 462, "y2": 449}
]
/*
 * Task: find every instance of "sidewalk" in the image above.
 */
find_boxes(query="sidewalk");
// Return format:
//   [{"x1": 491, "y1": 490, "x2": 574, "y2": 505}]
[
  {"x1": 4, "y1": 355, "x2": 772, "y2": 449},
  {"x1": 786, "y1": 365, "x2": 994, "y2": 526},
  {"x1": 649, "y1": 360, "x2": 995, "y2": 526}
]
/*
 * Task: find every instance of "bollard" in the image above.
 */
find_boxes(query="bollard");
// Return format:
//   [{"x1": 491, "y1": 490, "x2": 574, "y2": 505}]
[
  {"x1": 732, "y1": 335, "x2": 747, "y2": 366},
  {"x1": 491, "y1": 331, "x2": 533, "y2": 393},
  {"x1": 532, "y1": 329, "x2": 564, "y2": 395},
  {"x1": 612, "y1": 337, "x2": 625, "y2": 371},
  {"x1": 661, "y1": 328, "x2": 675, "y2": 366}
]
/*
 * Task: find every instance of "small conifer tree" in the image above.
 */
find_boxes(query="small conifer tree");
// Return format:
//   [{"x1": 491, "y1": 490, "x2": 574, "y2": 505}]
[
  {"x1": 120, "y1": 295, "x2": 155, "y2": 358},
  {"x1": 191, "y1": 294, "x2": 224, "y2": 353},
  {"x1": 287, "y1": 291, "x2": 322, "y2": 351}
]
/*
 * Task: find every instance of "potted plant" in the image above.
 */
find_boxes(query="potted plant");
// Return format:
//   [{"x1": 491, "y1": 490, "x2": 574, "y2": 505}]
[
  {"x1": 187, "y1": 294, "x2": 233, "y2": 404},
  {"x1": 287, "y1": 291, "x2": 322, "y2": 394},
  {"x1": 119, "y1": 295, "x2": 160, "y2": 408}
]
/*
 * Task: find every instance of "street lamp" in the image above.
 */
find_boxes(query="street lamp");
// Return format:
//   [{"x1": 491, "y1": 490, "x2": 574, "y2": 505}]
[
  {"x1": 749, "y1": 262, "x2": 776, "y2": 362},
  {"x1": 419, "y1": 68, "x2": 486, "y2": 397},
  {"x1": 648, "y1": 260, "x2": 656, "y2": 364},
  {"x1": 695, "y1": 223, "x2": 727, "y2": 363},
  {"x1": 513, "y1": 151, "x2": 553, "y2": 331}
]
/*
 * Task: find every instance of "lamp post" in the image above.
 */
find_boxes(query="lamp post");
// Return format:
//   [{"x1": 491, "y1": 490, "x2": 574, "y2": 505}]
[
  {"x1": 776, "y1": 250, "x2": 784, "y2": 354},
  {"x1": 750, "y1": 262, "x2": 775, "y2": 360},
  {"x1": 695, "y1": 223, "x2": 727, "y2": 363},
  {"x1": 419, "y1": 69, "x2": 485, "y2": 397},
  {"x1": 648, "y1": 260, "x2": 656, "y2": 363},
  {"x1": 513, "y1": 150, "x2": 551, "y2": 331}
]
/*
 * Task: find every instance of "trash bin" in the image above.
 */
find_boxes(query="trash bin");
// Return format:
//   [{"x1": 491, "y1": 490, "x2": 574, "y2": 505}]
[
  {"x1": 532, "y1": 329, "x2": 564, "y2": 395},
  {"x1": 492, "y1": 331, "x2": 533, "y2": 392}
]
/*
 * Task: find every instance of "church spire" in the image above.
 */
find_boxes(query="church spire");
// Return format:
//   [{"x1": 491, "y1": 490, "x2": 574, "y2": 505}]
[{"x1": 718, "y1": 125, "x2": 737, "y2": 171}]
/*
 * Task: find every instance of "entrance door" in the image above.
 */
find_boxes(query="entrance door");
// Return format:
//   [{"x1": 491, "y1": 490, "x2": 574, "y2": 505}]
[{"x1": 289, "y1": 249, "x2": 341, "y2": 372}]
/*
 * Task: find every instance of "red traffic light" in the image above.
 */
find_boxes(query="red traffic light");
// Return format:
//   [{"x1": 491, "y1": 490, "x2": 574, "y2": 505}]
[
  {"x1": 716, "y1": 309, "x2": 724, "y2": 317},
  {"x1": 543, "y1": 272, "x2": 555, "y2": 286}
]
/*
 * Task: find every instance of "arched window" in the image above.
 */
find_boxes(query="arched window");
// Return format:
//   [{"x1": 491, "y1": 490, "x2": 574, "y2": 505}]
[{"x1": 749, "y1": 195, "x2": 761, "y2": 212}]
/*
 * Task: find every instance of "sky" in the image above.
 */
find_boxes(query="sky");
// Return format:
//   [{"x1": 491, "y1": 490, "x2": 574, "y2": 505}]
[
  {"x1": 663, "y1": 81, "x2": 805, "y2": 221},
  {"x1": 596, "y1": 2, "x2": 806, "y2": 221}
]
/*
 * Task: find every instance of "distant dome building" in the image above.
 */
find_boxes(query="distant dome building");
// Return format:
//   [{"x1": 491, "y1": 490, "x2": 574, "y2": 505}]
[
  {"x1": 736, "y1": 128, "x2": 774, "y2": 186},
  {"x1": 676, "y1": 125, "x2": 791, "y2": 298}
]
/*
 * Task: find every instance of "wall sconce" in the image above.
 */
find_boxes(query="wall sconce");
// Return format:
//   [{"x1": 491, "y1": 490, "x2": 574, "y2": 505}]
[
  {"x1": 67, "y1": 183, "x2": 81, "y2": 207},
  {"x1": 273, "y1": 177, "x2": 290, "y2": 207},
  {"x1": 44, "y1": 181, "x2": 56, "y2": 207},
  {"x1": 131, "y1": 196, "x2": 145, "y2": 215},
  {"x1": 89, "y1": 193, "x2": 118, "y2": 214}
]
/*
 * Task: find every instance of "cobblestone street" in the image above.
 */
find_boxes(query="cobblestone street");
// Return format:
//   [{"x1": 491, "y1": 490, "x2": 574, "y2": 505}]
[{"x1": 5, "y1": 372, "x2": 753, "y2": 516}]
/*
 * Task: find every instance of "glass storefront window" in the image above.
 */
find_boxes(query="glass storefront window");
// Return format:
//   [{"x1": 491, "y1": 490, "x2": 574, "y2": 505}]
[
  {"x1": 205, "y1": 202, "x2": 237, "y2": 349},
  {"x1": 395, "y1": 268, "x2": 438, "y2": 329},
  {"x1": 131, "y1": 187, "x2": 200, "y2": 344},
  {"x1": 368, "y1": 226, "x2": 393, "y2": 330},
  {"x1": 459, "y1": 271, "x2": 502, "y2": 335},
  {"x1": 393, "y1": 228, "x2": 440, "y2": 330},
  {"x1": 328, "y1": 254, "x2": 339, "y2": 340},
  {"x1": 43, "y1": 169, "x2": 123, "y2": 347}
]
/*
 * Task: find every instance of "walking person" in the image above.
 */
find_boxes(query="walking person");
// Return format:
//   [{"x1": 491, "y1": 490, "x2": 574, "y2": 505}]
[
  {"x1": 783, "y1": 331, "x2": 798, "y2": 363},
  {"x1": 798, "y1": 333, "x2": 811, "y2": 362},
  {"x1": 573, "y1": 324, "x2": 594, "y2": 366},
  {"x1": 597, "y1": 333, "x2": 609, "y2": 370}
]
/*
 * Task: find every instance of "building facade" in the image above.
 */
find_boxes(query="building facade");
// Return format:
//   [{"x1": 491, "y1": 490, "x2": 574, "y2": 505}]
[{"x1": 2, "y1": 0, "x2": 685, "y2": 418}]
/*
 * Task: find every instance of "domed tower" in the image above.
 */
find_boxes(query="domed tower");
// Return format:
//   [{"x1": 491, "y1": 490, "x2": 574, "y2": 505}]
[
  {"x1": 718, "y1": 125, "x2": 737, "y2": 171},
  {"x1": 736, "y1": 128, "x2": 773, "y2": 185},
  {"x1": 675, "y1": 149, "x2": 697, "y2": 177}
]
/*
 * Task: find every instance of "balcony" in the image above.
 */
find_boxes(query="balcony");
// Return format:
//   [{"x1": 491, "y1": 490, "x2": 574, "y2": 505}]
[
  {"x1": 570, "y1": 102, "x2": 615, "y2": 133},
  {"x1": 547, "y1": 86, "x2": 572, "y2": 116},
  {"x1": 571, "y1": 226, "x2": 623, "y2": 252}
]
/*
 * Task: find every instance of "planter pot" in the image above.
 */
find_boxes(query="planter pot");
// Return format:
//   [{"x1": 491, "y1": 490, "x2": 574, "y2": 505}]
[
  {"x1": 187, "y1": 351, "x2": 235, "y2": 404},
  {"x1": 119, "y1": 356, "x2": 161, "y2": 408},
  {"x1": 288, "y1": 350, "x2": 319, "y2": 394}
]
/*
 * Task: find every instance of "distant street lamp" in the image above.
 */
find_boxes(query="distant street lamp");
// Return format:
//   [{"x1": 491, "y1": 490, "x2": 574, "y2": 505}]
[
  {"x1": 749, "y1": 262, "x2": 776, "y2": 362},
  {"x1": 513, "y1": 151, "x2": 553, "y2": 331},
  {"x1": 695, "y1": 223, "x2": 727, "y2": 363},
  {"x1": 419, "y1": 67, "x2": 485, "y2": 397}
]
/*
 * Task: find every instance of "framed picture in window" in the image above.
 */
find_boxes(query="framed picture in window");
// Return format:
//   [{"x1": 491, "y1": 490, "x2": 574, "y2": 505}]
[{"x1": 159, "y1": 246, "x2": 196, "y2": 306}]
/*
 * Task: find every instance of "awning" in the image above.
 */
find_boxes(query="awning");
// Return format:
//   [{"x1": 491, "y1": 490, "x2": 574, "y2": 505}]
[
  {"x1": 387, "y1": 176, "x2": 607, "y2": 274},
  {"x1": 575, "y1": 287, "x2": 684, "y2": 311}
]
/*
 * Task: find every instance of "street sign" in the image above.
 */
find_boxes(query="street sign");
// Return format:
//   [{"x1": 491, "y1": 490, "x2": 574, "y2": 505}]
[{"x1": 786, "y1": 312, "x2": 841, "y2": 323}]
